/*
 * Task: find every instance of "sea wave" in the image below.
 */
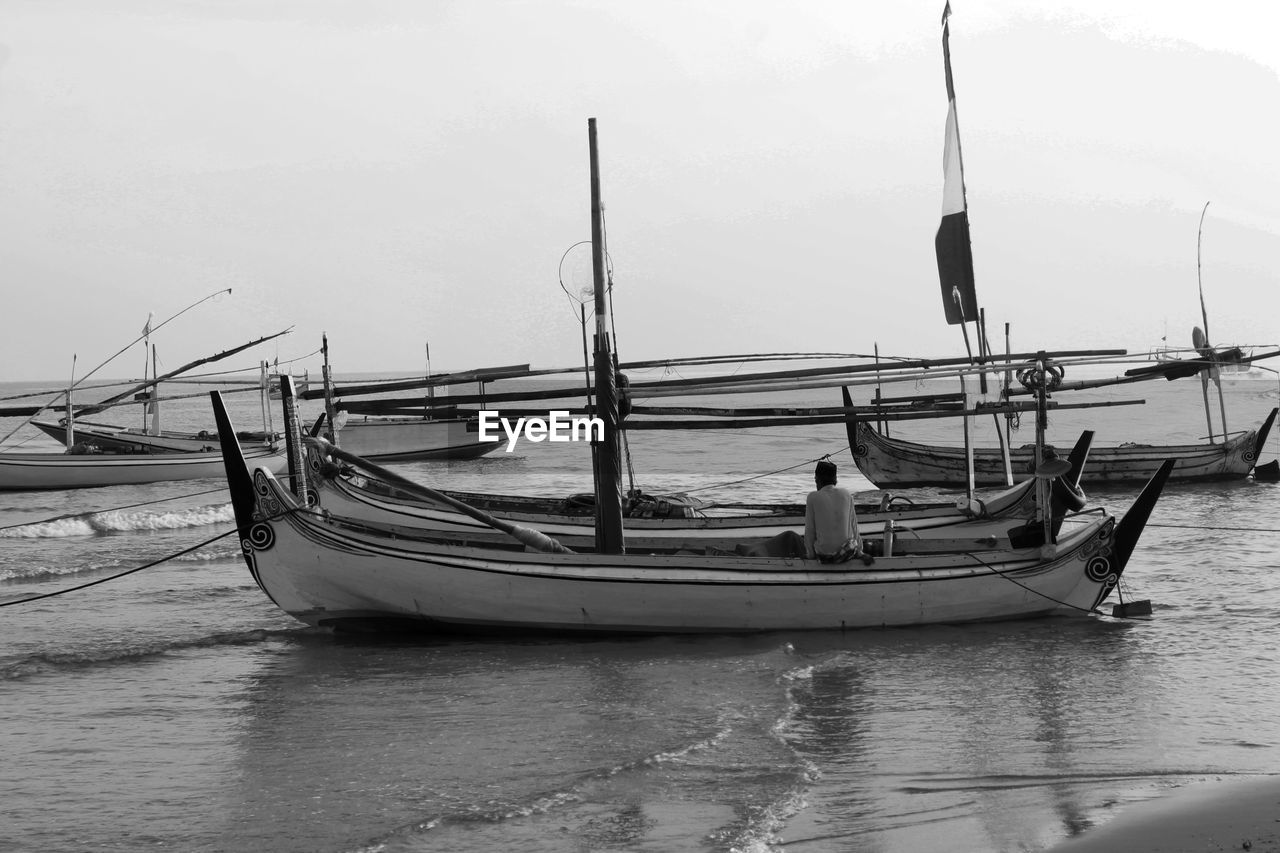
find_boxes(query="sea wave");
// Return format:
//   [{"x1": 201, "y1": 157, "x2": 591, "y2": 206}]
[
  {"x1": 0, "y1": 503, "x2": 234, "y2": 538},
  {"x1": 348, "y1": 708, "x2": 758, "y2": 852},
  {"x1": 711, "y1": 661, "x2": 825, "y2": 853},
  {"x1": 0, "y1": 536, "x2": 240, "y2": 583},
  {"x1": 171, "y1": 543, "x2": 243, "y2": 562},
  {"x1": 0, "y1": 559, "x2": 126, "y2": 583},
  {"x1": 0, "y1": 627, "x2": 291, "y2": 681}
]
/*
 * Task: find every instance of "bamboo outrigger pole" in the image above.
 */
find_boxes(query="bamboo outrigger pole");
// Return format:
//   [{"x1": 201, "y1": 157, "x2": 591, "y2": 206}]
[{"x1": 71, "y1": 327, "x2": 293, "y2": 418}]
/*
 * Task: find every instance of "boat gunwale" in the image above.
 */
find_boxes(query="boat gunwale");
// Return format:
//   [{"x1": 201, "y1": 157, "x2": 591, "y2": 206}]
[{"x1": 252, "y1": 469, "x2": 1113, "y2": 585}]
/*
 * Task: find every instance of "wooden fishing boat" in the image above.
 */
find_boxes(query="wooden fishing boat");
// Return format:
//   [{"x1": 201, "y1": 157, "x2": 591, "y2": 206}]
[
  {"x1": 850, "y1": 409, "x2": 1276, "y2": 488},
  {"x1": 212, "y1": 387, "x2": 1170, "y2": 633},
  {"x1": 29, "y1": 418, "x2": 279, "y2": 454},
  {"x1": 13, "y1": 331, "x2": 291, "y2": 458},
  {"x1": 34, "y1": 411, "x2": 492, "y2": 462},
  {"x1": 0, "y1": 443, "x2": 287, "y2": 491},
  {"x1": 209, "y1": 118, "x2": 1172, "y2": 635}
]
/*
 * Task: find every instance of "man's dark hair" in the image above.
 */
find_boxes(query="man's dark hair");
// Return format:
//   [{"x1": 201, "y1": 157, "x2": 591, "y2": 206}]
[{"x1": 815, "y1": 459, "x2": 838, "y2": 485}]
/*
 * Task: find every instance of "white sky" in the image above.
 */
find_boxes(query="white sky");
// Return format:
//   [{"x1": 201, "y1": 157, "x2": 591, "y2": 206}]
[{"x1": 1, "y1": 0, "x2": 1277, "y2": 382}]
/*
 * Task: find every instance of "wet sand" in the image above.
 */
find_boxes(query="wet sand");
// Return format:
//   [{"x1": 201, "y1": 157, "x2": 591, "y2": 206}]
[{"x1": 1051, "y1": 776, "x2": 1280, "y2": 852}]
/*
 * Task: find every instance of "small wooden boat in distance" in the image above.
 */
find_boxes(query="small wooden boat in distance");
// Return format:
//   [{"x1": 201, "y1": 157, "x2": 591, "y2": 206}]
[
  {"x1": 0, "y1": 443, "x2": 287, "y2": 491},
  {"x1": 850, "y1": 408, "x2": 1276, "y2": 487}
]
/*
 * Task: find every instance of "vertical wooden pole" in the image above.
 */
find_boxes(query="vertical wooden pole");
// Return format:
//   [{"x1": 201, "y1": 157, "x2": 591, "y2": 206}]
[
  {"x1": 321, "y1": 333, "x2": 339, "y2": 446},
  {"x1": 589, "y1": 118, "x2": 625, "y2": 554},
  {"x1": 961, "y1": 376, "x2": 974, "y2": 500},
  {"x1": 279, "y1": 375, "x2": 309, "y2": 505}
]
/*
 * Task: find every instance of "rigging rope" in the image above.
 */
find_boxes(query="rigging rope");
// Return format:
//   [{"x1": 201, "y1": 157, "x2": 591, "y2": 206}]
[{"x1": 679, "y1": 444, "x2": 848, "y2": 494}]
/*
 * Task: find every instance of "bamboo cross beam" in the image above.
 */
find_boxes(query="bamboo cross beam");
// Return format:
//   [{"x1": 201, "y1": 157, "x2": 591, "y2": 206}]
[
  {"x1": 297, "y1": 352, "x2": 903, "y2": 401},
  {"x1": 300, "y1": 363, "x2": 535, "y2": 399},
  {"x1": 301, "y1": 348, "x2": 1131, "y2": 403},
  {"x1": 620, "y1": 398, "x2": 1145, "y2": 431},
  {"x1": 1008, "y1": 347, "x2": 1280, "y2": 395},
  {"x1": 623, "y1": 348, "x2": 1128, "y2": 392}
]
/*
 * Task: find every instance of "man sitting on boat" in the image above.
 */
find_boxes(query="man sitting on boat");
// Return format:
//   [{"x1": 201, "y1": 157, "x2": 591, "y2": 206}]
[
  {"x1": 731, "y1": 460, "x2": 872, "y2": 563},
  {"x1": 805, "y1": 459, "x2": 874, "y2": 565}
]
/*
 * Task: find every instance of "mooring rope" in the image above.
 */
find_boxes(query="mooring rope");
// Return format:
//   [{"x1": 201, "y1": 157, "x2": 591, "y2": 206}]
[
  {"x1": 961, "y1": 551, "x2": 1099, "y2": 616},
  {"x1": 1145, "y1": 522, "x2": 1280, "y2": 533},
  {"x1": 0, "y1": 528, "x2": 237, "y2": 607}
]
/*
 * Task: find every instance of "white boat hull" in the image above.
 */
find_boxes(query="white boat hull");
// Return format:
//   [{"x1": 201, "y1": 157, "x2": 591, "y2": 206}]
[
  {"x1": 239, "y1": 468, "x2": 1126, "y2": 632},
  {"x1": 334, "y1": 416, "x2": 498, "y2": 461}
]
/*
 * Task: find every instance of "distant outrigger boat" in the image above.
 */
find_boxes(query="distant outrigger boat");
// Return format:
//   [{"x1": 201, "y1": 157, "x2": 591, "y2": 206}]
[
  {"x1": 850, "y1": 410, "x2": 1275, "y2": 488},
  {"x1": 28, "y1": 359, "x2": 286, "y2": 455},
  {"x1": 29, "y1": 418, "x2": 278, "y2": 454},
  {"x1": 326, "y1": 413, "x2": 495, "y2": 462},
  {"x1": 0, "y1": 444, "x2": 286, "y2": 491},
  {"x1": 297, "y1": 336, "x2": 501, "y2": 462},
  {"x1": 1, "y1": 331, "x2": 293, "y2": 491}
]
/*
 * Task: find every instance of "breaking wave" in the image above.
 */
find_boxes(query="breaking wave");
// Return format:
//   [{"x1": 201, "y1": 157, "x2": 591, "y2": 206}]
[{"x1": 0, "y1": 503, "x2": 234, "y2": 539}]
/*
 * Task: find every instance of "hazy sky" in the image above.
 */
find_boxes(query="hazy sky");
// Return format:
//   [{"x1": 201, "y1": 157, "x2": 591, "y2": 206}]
[{"x1": 1, "y1": 0, "x2": 1277, "y2": 382}]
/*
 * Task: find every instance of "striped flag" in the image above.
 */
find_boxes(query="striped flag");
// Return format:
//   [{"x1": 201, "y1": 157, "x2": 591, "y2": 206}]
[{"x1": 935, "y1": 2, "x2": 979, "y2": 325}]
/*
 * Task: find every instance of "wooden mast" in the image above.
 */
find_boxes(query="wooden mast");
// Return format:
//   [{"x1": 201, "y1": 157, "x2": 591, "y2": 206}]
[
  {"x1": 1196, "y1": 201, "x2": 1229, "y2": 443},
  {"x1": 148, "y1": 345, "x2": 161, "y2": 436},
  {"x1": 321, "y1": 333, "x2": 339, "y2": 446},
  {"x1": 64, "y1": 355, "x2": 77, "y2": 451},
  {"x1": 279, "y1": 375, "x2": 309, "y2": 505},
  {"x1": 588, "y1": 117, "x2": 625, "y2": 554}
]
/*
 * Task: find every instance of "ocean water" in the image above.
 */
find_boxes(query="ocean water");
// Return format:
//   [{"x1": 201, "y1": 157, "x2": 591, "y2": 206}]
[{"x1": 2, "y1": 373, "x2": 1279, "y2": 853}]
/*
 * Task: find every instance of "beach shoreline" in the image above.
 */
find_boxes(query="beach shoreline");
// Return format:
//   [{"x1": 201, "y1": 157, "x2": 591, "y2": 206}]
[{"x1": 1050, "y1": 775, "x2": 1280, "y2": 852}]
